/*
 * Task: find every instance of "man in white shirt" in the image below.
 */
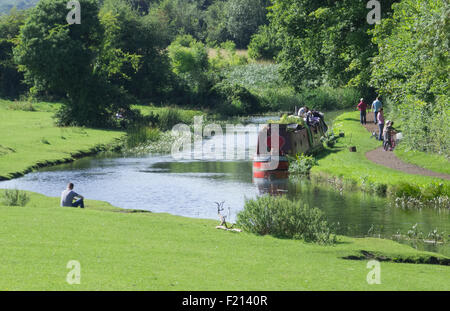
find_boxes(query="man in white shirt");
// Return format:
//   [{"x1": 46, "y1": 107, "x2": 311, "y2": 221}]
[{"x1": 61, "y1": 183, "x2": 84, "y2": 208}]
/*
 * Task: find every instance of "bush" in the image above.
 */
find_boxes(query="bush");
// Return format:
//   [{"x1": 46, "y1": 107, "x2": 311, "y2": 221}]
[
  {"x1": 157, "y1": 108, "x2": 184, "y2": 131},
  {"x1": 295, "y1": 86, "x2": 361, "y2": 111},
  {"x1": 392, "y1": 182, "x2": 422, "y2": 199},
  {"x1": 237, "y1": 196, "x2": 335, "y2": 244},
  {"x1": 248, "y1": 25, "x2": 281, "y2": 60},
  {"x1": 211, "y1": 81, "x2": 261, "y2": 116},
  {"x1": 288, "y1": 153, "x2": 317, "y2": 175},
  {"x1": 126, "y1": 127, "x2": 161, "y2": 149},
  {"x1": 1, "y1": 189, "x2": 30, "y2": 207}
]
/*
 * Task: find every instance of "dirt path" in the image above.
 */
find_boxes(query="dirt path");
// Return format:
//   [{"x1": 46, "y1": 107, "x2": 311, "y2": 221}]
[{"x1": 361, "y1": 111, "x2": 450, "y2": 180}]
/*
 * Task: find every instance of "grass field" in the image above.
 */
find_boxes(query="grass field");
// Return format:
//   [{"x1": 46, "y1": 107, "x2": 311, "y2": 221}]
[
  {"x1": 0, "y1": 99, "x2": 124, "y2": 180},
  {"x1": 0, "y1": 190, "x2": 448, "y2": 291},
  {"x1": 312, "y1": 111, "x2": 450, "y2": 195}
]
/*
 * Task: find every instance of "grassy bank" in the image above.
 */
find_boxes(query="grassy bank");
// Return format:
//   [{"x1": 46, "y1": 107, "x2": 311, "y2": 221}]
[
  {"x1": 394, "y1": 146, "x2": 450, "y2": 175},
  {"x1": 0, "y1": 99, "x2": 124, "y2": 180},
  {"x1": 312, "y1": 111, "x2": 450, "y2": 198},
  {"x1": 0, "y1": 189, "x2": 448, "y2": 291}
]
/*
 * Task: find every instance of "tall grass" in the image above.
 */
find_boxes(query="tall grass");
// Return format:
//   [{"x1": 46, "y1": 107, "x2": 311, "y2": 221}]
[
  {"x1": 126, "y1": 127, "x2": 161, "y2": 149},
  {"x1": 223, "y1": 63, "x2": 361, "y2": 113},
  {"x1": 1, "y1": 189, "x2": 30, "y2": 207},
  {"x1": 237, "y1": 196, "x2": 336, "y2": 244}
]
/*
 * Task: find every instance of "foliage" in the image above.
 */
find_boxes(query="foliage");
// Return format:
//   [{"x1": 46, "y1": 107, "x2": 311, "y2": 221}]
[
  {"x1": 208, "y1": 41, "x2": 248, "y2": 70},
  {"x1": 0, "y1": 9, "x2": 28, "y2": 98},
  {"x1": 225, "y1": 0, "x2": 268, "y2": 48},
  {"x1": 1, "y1": 189, "x2": 30, "y2": 206},
  {"x1": 237, "y1": 196, "x2": 336, "y2": 244},
  {"x1": 204, "y1": 0, "x2": 231, "y2": 45},
  {"x1": 321, "y1": 130, "x2": 338, "y2": 148},
  {"x1": 126, "y1": 126, "x2": 161, "y2": 149},
  {"x1": 269, "y1": 114, "x2": 305, "y2": 126},
  {"x1": 99, "y1": 0, "x2": 174, "y2": 102},
  {"x1": 370, "y1": 0, "x2": 450, "y2": 156},
  {"x1": 288, "y1": 153, "x2": 317, "y2": 175},
  {"x1": 13, "y1": 0, "x2": 115, "y2": 127},
  {"x1": 312, "y1": 111, "x2": 450, "y2": 207},
  {"x1": 270, "y1": 0, "x2": 397, "y2": 90},
  {"x1": 168, "y1": 34, "x2": 213, "y2": 101},
  {"x1": 211, "y1": 81, "x2": 261, "y2": 116},
  {"x1": 248, "y1": 25, "x2": 281, "y2": 60}
]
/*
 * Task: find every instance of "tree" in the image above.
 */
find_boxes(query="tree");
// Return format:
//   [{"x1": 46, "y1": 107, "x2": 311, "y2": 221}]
[
  {"x1": 167, "y1": 34, "x2": 211, "y2": 102},
  {"x1": 225, "y1": 0, "x2": 268, "y2": 48},
  {"x1": 204, "y1": 0, "x2": 230, "y2": 45},
  {"x1": 270, "y1": 0, "x2": 397, "y2": 90},
  {"x1": 248, "y1": 24, "x2": 281, "y2": 60},
  {"x1": 0, "y1": 9, "x2": 28, "y2": 98},
  {"x1": 371, "y1": 0, "x2": 449, "y2": 155},
  {"x1": 14, "y1": 0, "x2": 123, "y2": 127},
  {"x1": 99, "y1": 0, "x2": 174, "y2": 102}
]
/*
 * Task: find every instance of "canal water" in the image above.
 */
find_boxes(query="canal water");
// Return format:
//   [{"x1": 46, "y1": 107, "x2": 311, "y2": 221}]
[{"x1": 1, "y1": 115, "x2": 448, "y2": 255}]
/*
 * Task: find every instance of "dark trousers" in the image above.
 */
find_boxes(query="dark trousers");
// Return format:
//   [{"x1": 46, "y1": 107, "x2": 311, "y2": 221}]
[
  {"x1": 72, "y1": 198, "x2": 84, "y2": 208},
  {"x1": 378, "y1": 123, "x2": 384, "y2": 141},
  {"x1": 374, "y1": 111, "x2": 379, "y2": 124},
  {"x1": 360, "y1": 110, "x2": 367, "y2": 124}
]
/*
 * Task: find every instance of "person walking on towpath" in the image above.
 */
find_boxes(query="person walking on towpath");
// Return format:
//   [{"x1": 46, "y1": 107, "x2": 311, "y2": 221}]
[
  {"x1": 357, "y1": 98, "x2": 367, "y2": 125},
  {"x1": 372, "y1": 97, "x2": 382, "y2": 124}
]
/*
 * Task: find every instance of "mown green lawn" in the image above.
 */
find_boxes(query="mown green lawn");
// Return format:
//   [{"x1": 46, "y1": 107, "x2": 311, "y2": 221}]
[
  {"x1": 313, "y1": 112, "x2": 450, "y2": 191},
  {"x1": 0, "y1": 99, "x2": 124, "y2": 180},
  {"x1": 394, "y1": 146, "x2": 450, "y2": 175},
  {"x1": 0, "y1": 190, "x2": 448, "y2": 291}
]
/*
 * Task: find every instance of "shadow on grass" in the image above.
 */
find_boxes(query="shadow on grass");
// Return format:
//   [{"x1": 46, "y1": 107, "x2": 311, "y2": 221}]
[
  {"x1": 314, "y1": 147, "x2": 344, "y2": 161},
  {"x1": 342, "y1": 250, "x2": 450, "y2": 266}
]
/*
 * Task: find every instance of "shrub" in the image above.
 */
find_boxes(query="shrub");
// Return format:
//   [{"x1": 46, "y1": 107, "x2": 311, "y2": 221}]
[
  {"x1": 288, "y1": 153, "x2": 317, "y2": 175},
  {"x1": 392, "y1": 182, "x2": 422, "y2": 199},
  {"x1": 237, "y1": 196, "x2": 335, "y2": 244},
  {"x1": 7, "y1": 101, "x2": 35, "y2": 111},
  {"x1": 320, "y1": 130, "x2": 338, "y2": 148},
  {"x1": 126, "y1": 127, "x2": 161, "y2": 149},
  {"x1": 157, "y1": 108, "x2": 184, "y2": 131},
  {"x1": 211, "y1": 81, "x2": 261, "y2": 116},
  {"x1": 248, "y1": 25, "x2": 281, "y2": 60},
  {"x1": 1, "y1": 189, "x2": 30, "y2": 207}
]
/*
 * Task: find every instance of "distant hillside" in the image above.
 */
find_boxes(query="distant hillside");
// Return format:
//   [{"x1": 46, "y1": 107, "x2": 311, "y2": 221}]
[{"x1": 0, "y1": 0, "x2": 39, "y2": 15}]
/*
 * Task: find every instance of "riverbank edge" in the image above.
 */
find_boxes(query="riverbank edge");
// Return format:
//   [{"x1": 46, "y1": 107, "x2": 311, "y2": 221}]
[
  {"x1": 1, "y1": 189, "x2": 449, "y2": 265},
  {"x1": 0, "y1": 138, "x2": 125, "y2": 181},
  {"x1": 309, "y1": 111, "x2": 449, "y2": 205}
]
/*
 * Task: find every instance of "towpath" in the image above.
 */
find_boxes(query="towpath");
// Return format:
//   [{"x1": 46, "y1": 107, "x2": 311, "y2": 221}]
[{"x1": 361, "y1": 111, "x2": 450, "y2": 180}]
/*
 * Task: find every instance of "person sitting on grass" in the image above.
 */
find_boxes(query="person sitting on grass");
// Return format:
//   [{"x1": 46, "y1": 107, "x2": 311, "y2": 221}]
[{"x1": 60, "y1": 183, "x2": 84, "y2": 208}]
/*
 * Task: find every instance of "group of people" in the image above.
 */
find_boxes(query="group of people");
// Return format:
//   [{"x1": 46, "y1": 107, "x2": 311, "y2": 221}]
[
  {"x1": 357, "y1": 97, "x2": 396, "y2": 151},
  {"x1": 297, "y1": 106, "x2": 328, "y2": 132}
]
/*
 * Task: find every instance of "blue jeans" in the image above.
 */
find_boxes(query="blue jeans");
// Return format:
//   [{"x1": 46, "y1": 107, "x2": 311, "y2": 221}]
[
  {"x1": 378, "y1": 123, "x2": 384, "y2": 141},
  {"x1": 360, "y1": 110, "x2": 366, "y2": 124},
  {"x1": 72, "y1": 198, "x2": 84, "y2": 208},
  {"x1": 374, "y1": 111, "x2": 379, "y2": 124}
]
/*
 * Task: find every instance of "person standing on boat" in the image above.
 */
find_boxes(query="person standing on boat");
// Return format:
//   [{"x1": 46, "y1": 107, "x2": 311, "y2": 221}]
[
  {"x1": 371, "y1": 97, "x2": 382, "y2": 124},
  {"x1": 357, "y1": 98, "x2": 367, "y2": 125},
  {"x1": 377, "y1": 108, "x2": 385, "y2": 141}
]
